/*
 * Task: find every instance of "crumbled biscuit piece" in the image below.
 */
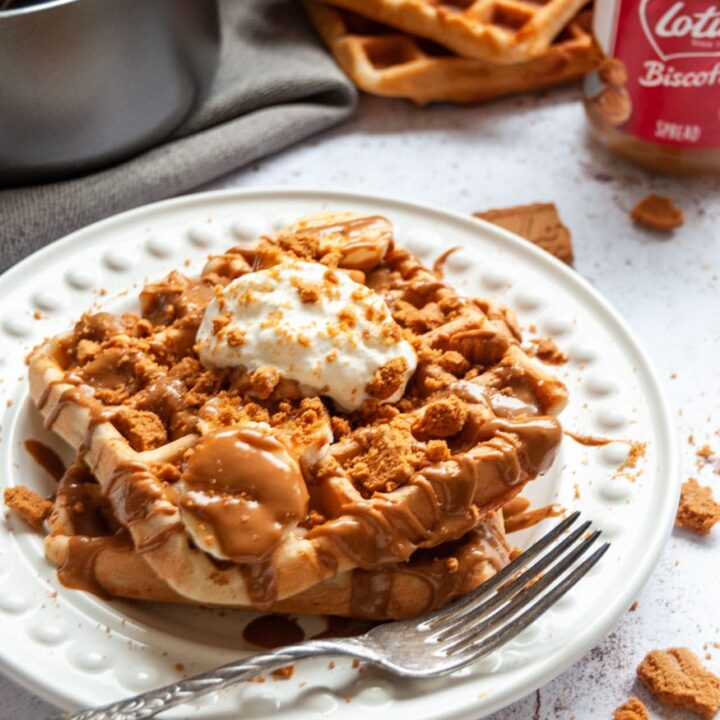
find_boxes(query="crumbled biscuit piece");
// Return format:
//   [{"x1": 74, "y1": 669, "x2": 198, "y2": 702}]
[
  {"x1": 437, "y1": 350, "x2": 469, "y2": 376},
  {"x1": 637, "y1": 647, "x2": 720, "y2": 718},
  {"x1": 697, "y1": 444, "x2": 718, "y2": 470},
  {"x1": 156, "y1": 463, "x2": 182, "y2": 483},
  {"x1": 475, "y1": 203, "x2": 574, "y2": 265},
  {"x1": 337, "y1": 306, "x2": 357, "y2": 329},
  {"x1": 366, "y1": 357, "x2": 409, "y2": 400},
  {"x1": 272, "y1": 397, "x2": 330, "y2": 450},
  {"x1": 211, "y1": 314, "x2": 230, "y2": 334},
  {"x1": 290, "y1": 276, "x2": 322, "y2": 303},
  {"x1": 225, "y1": 327, "x2": 246, "y2": 347},
  {"x1": 631, "y1": 195, "x2": 684, "y2": 232},
  {"x1": 112, "y1": 408, "x2": 167, "y2": 451},
  {"x1": 249, "y1": 366, "x2": 281, "y2": 400},
  {"x1": 271, "y1": 665, "x2": 294, "y2": 680},
  {"x1": 676, "y1": 478, "x2": 720, "y2": 535},
  {"x1": 76, "y1": 339, "x2": 101, "y2": 362},
  {"x1": 299, "y1": 509, "x2": 327, "y2": 529},
  {"x1": 613, "y1": 697, "x2": 649, "y2": 720},
  {"x1": 425, "y1": 439, "x2": 451, "y2": 463},
  {"x1": 4, "y1": 487, "x2": 52, "y2": 530},
  {"x1": 412, "y1": 396, "x2": 467, "y2": 438},
  {"x1": 346, "y1": 422, "x2": 419, "y2": 494},
  {"x1": 331, "y1": 415, "x2": 351, "y2": 440},
  {"x1": 393, "y1": 300, "x2": 446, "y2": 333},
  {"x1": 527, "y1": 337, "x2": 568, "y2": 365}
]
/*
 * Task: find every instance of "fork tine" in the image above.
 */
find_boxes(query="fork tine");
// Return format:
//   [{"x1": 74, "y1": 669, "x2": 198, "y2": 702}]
[
  {"x1": 431, "y1": 519, "x2": 592, "y2": 640},
  {"x1": 442, "y1": 531, "x2": 604, "y2": 656},
  {"x1": 420, "y1": 511, "x2": 582, "y2": 631},
  {"x1": 451, "y1": 543, "x2": 610, "y2": 667}
]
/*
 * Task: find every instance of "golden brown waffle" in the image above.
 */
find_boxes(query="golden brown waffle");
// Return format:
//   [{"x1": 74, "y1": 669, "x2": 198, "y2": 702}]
[
  {"x1": 316, "y1": 0, "x2": 591, "y2": 64},
  {"x1": 304, "y1": 1, "x2": 600, "y2": 105},
  {"x1": 43, "y1": 460, "x2": 509, "y2": 617},
  {"x1": 26, "y1": 211, "x2": 566, "y2": 619}
]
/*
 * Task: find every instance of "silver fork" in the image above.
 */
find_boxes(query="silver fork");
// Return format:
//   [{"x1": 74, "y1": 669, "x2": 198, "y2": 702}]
[{"x1": 55, "y1": 512, "x2": 608, "y2": 720}]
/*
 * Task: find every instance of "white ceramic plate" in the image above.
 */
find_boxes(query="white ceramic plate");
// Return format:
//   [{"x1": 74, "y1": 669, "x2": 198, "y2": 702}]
[{"x1": 0, "y1": 189, "x2": 678, "y2": 719}]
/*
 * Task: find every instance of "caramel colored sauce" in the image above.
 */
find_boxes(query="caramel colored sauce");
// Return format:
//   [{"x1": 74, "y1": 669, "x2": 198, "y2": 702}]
[
  {"x1": 58, "y1": 533, "x2": 132, "y2": 599},
  {"x1": 242, "y1": 614, "x2": 375, "y2": 649},
  {"x1": 432, "y1": 246, "x2": 461, "y2": 277},
  {"x1": 312, "y1": 214, "x2": 388, "y2": 238},
  {"x1": 242, "y1": 614, "x2": 305, "y2": 649},
  {"x1": 179, "y1": 426, "x2": 308, "y2": 564},
  {"x1": 57, "y1": 461, "x2": 117, "y2": 537},
  {"x1": 239, "y1": 560, "x2": 278, "y2": 611},
  {"x1": 346, "y1": 519, "x2": 510, "y2": 619},
  {"x1": 309, "y1": 411, "x2": 561, "y2": 574},
  {"x1": 42, "y1": 383, "x2": 93, "y2": 432},
  {"x1": 24, "y1": 439, "x2": 65, "y2": 481},
  {"x1": 78, "y1": 407, "x2": 117, "y2": 459},
  {"x1": 502, "y1": 496, "x2": 531, "y2": 518},
  {"x1": 107, "y1": 461, "x2": 168, "y2": 526},
  {"x1": 503, "y1": 504, "x2": 563, "y2": 534},
  {"x1": 565, "y1": 430, "x2": 616, "y2": 447}
]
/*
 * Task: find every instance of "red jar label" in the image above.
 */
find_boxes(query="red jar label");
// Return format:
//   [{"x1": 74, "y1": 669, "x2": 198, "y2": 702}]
[{"x1": 597, "y1": 0, "x2": 720, "y2": 147}]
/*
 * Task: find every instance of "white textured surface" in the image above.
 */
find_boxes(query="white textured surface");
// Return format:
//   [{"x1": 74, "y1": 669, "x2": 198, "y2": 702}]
[{"x1": 1, "y1": 89, "x2": 718, "y2": 719}]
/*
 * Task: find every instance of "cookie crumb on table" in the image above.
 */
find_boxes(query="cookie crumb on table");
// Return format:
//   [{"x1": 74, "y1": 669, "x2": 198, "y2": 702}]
[
  {"x1": 474, "y1": 203, "x2": 574, "y2": 264},
  {"x1": 3, "y1": 486, "x2": 52, "y2": 530},
  {"x1": 676, "y1": 478, "x2": 720, "y2": 535},
  {"x1": 637, "y1": 647, "x2": 720, "y2": 718},
  {"x1": 613, "y1": 696, "x2": 649, "y2": 720},
  {"x1": 630, "y1": 194, "x2": 684, "y2": 232}
]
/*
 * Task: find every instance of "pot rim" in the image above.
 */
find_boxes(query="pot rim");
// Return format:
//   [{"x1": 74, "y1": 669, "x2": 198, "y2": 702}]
[{"x1": 0, "y1": 0, "x2": 87, "y2": 19}]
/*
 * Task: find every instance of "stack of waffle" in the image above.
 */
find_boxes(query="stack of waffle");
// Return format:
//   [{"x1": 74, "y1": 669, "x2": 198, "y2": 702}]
[
  {"x1": 9, "y1": 212, "x2": 568, "y2": 620},
  {"x1": 302, "y1": 0, "x2": 601, "y2": 104}
]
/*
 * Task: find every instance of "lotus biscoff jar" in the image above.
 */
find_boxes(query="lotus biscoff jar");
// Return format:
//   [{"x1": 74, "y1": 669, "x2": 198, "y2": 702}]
[{"x1": 584, "y1": 0, "x2": 720, "y2": 173}]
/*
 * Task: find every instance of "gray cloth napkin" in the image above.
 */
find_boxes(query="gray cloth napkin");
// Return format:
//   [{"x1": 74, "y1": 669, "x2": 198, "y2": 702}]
[{"x1": 0, "y1": 0, "x2": 356, "y2": 273}]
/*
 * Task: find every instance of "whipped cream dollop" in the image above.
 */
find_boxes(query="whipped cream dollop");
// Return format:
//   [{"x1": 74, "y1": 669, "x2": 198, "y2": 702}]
[{"x1": 196, "y1": 260, "x2": 417, "y2": 411}]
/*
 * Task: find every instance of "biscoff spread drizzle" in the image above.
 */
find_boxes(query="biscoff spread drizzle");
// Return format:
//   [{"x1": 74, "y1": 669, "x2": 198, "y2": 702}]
[
  {"x1": 178, "y1": 426, "x2": 308, "y2": 563},
  {"x1": 52, "y1": 461, "x2": 134, "y2": 598},
  {"x1": 347, "y1": 516, "x2": 511, "y2": 619},
  {"x1": 26, "y1": 210, "x2": 568, "y2": 615},
  {"x1": 307, "y1": 394, "x2": 561, "y2": 570}
]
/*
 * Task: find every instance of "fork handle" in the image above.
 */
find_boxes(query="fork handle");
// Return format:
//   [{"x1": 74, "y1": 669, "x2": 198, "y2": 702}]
[{"x1": 54, "y1": 639, "x2": 361, "y2": 720}]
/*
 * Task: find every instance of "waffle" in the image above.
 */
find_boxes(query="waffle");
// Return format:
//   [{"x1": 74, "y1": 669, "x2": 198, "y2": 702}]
[
  {"x1": 44, "y1": 460, "x2": 509, "y2": 617},
  {"x1": 304, "y1": 1, "x2": 599, "y2": 105},
  {"x1": 25, "y1": 211, "x2": 567, "y2": 619},
  {"x1": 316, "y1": 0, "x2": 591, "y2": 64}
]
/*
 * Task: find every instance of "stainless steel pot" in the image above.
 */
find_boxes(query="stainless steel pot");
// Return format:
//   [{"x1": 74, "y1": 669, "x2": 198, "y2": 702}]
[{"x1": 0, "y1": 0, "x2": 220, "y2": 185}]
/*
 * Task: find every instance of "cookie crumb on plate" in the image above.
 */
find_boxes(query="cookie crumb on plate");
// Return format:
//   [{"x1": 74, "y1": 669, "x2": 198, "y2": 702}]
[{"x1": 3, "y1": 486, "x2": 52, "y2": 530}]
